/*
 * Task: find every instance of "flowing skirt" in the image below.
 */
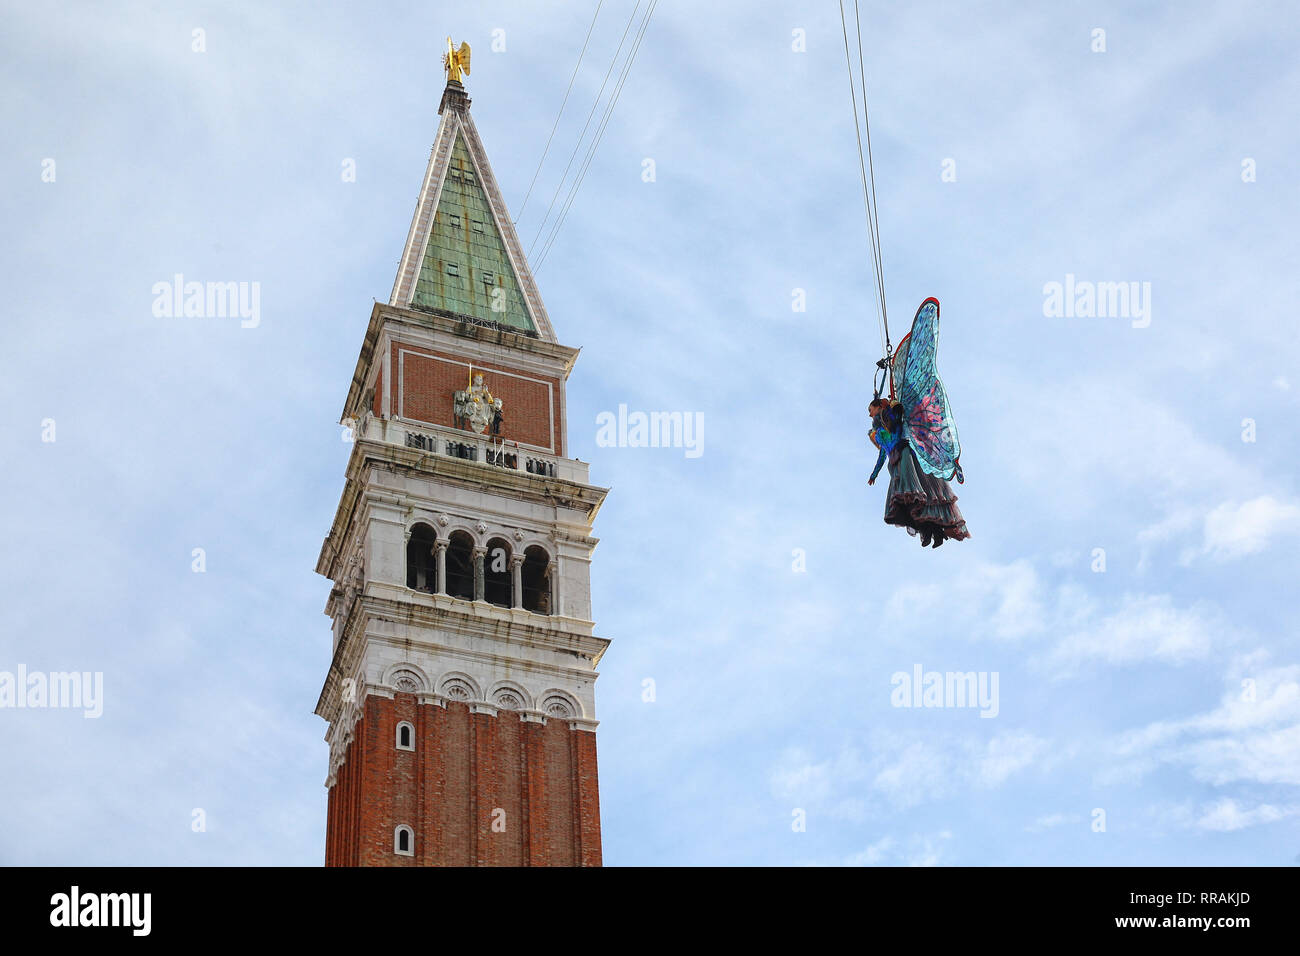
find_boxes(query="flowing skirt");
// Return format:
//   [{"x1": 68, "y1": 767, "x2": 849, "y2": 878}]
[{"x1": 884, "y1": 442, "x2": 971, "y2": 541}]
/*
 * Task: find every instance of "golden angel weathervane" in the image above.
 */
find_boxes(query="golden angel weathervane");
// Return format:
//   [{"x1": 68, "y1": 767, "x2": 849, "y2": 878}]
[{"x1": 443, "y1": 38, "x2": 471, "y2": 84}]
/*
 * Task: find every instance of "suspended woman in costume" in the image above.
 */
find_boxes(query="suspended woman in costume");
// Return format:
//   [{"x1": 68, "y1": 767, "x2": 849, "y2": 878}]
[{"x1": 868, "y1": 297, "x2": 971, "y2": 548}]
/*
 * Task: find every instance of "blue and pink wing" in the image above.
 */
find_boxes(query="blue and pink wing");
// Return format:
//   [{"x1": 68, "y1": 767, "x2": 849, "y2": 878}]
[
  {"x1": 889, "y1": 331, "x2": 911, "y2": 403},
  {"x1": 899, "y1": 297, "x2": 964, "y2": 482}
]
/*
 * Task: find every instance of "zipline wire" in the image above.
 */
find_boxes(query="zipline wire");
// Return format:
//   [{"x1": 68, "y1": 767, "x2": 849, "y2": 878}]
[
  {"x1": 838, "y1": 0, "x2": 891, "y2": 362},
  {"x1": 515, "y1": 0, "x2": 605, "y2": 222},
  {"x1": 535, "y1": 0, "x2": 657, "y2": 270},
  {"x1": 527, "y1": 0, "x2": 643, "y2": 259},
  {"x1": 854, "y1": 0, "x2": 890, "y2": 351}
]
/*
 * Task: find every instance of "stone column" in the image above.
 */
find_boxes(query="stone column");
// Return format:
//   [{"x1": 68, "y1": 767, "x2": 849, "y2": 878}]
[
  {"x1": 435, "y1": 540, "x2": 448, "y2": 595},
  {"x1": 472, "y1": 547, "x2": 486, "y2": 602},
  {"x1": 402, "y1": 527, "x2": 412, "y2": 589},
  {"x1": 510, "y1": 553, "x2": 524, "y2": 609}
]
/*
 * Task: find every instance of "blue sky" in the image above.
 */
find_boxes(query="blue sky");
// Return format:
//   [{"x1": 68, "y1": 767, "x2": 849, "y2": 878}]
[{"x1": 2, "y1": 0, "x2": 1298, "y2": 866}]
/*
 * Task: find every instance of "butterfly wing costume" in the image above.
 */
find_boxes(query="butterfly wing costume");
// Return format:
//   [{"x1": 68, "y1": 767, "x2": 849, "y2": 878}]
[{"x1": 870, "y1": 297, "x2": 971, "y2": 546}]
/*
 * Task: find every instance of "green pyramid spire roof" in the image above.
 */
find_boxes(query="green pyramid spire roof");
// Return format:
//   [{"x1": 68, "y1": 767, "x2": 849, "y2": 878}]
[
  {"x1": 390, "y1": 80, "x2": 555, "y2": 340},
  {"x1": 410, "y1": 134, "x2": 535, "y2": 333}
]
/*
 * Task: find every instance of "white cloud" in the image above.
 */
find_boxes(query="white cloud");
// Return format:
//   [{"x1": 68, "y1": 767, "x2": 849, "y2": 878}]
[
  {"x1": 1136, "y1": 507, "x2": 1201, "y2": 570},
  {"x1": 1051, "y1": 594, "x2": 1222, "y2": 668},
  {"x1": 1117, "y1": 674, "x2": 1300, "y2": 756},
  {"x1": 1110, "y1": 659, "x2": 1300, "y2": 788},
  {"x1": 1177, "y1": 725, "x2": 1300, "y2": 786},
  {"x1": 847, "y1": 836, "x2": 897, "y2": 866},
  {"x1": 889, "y1": 557, "x2": 1230, "y2": 673},
  {"x1": 1025, "y1": 812, "x2": 1082, "y2": 832},
  {"x1": 887, "y1": 559, "x2": 1045, "y2": 642},
  {"x1": 1005, "y1": 380, "x2": 1257, "y2": 520},
  {"x1": 871, "y1": 741, "x2": 954, "y2": 806},
  {"x1": 1198, "y1": 496, "x2": 1300, "y2": 561},
  {"x1": 768, "y1": 746, "x2": 870, "y2": 822},
  {"x1": 979, "y1": 732, "x2": 1050, "y2": 787},
  {"x1": 1140, "y1": 496, "x2": 1300, "y2": 566},
  {"x1": 773, "y1": 731, "x2": 1051, "y2": 816},
  {"x1": 1195, "y1": 798, "x2": 1300, "y2": 831},
  {"x1": 845, "y1": 831, "x2": 953, "y2": 867}
]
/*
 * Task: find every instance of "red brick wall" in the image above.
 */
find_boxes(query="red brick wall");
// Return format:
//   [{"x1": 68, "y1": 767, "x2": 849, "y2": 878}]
[
  {"x1": 324, "y1": 694, "x2": 601, "y2": 867},
  {"x1": 574, "y1": 727, "x2": 603, "y2": 866},
  {"x1": 391, "y1": 342, "x2": 563, "y2": 454},
  {"x1": 325, "y1": 722, "x2": 367, "y2": 867}
]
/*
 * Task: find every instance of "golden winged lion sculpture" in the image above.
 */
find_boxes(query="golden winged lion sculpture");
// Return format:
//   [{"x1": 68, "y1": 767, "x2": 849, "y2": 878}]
[{"x1": 443, "y1": 38, "x2": 471, "y2": 84}]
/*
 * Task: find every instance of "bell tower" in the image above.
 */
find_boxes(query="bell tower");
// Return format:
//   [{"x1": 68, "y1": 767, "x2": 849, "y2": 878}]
[{"x1": 315, "y1": 49, "x2": 609, "y2": 866}]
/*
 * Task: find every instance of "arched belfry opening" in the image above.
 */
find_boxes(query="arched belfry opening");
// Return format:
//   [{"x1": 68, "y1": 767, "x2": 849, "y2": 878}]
[
  {"x1": 484, "y1": 537, "x2": 513, "y2": 607},
  {"x1": 445, "y1": 530, "x2": 474, "y2": 600},
  {"x1": 521, "y1": 546, "x2": 551, "y2": 615},
  {"x1": 406, "y1": 523, "x2": 437, "y2": 592}
]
